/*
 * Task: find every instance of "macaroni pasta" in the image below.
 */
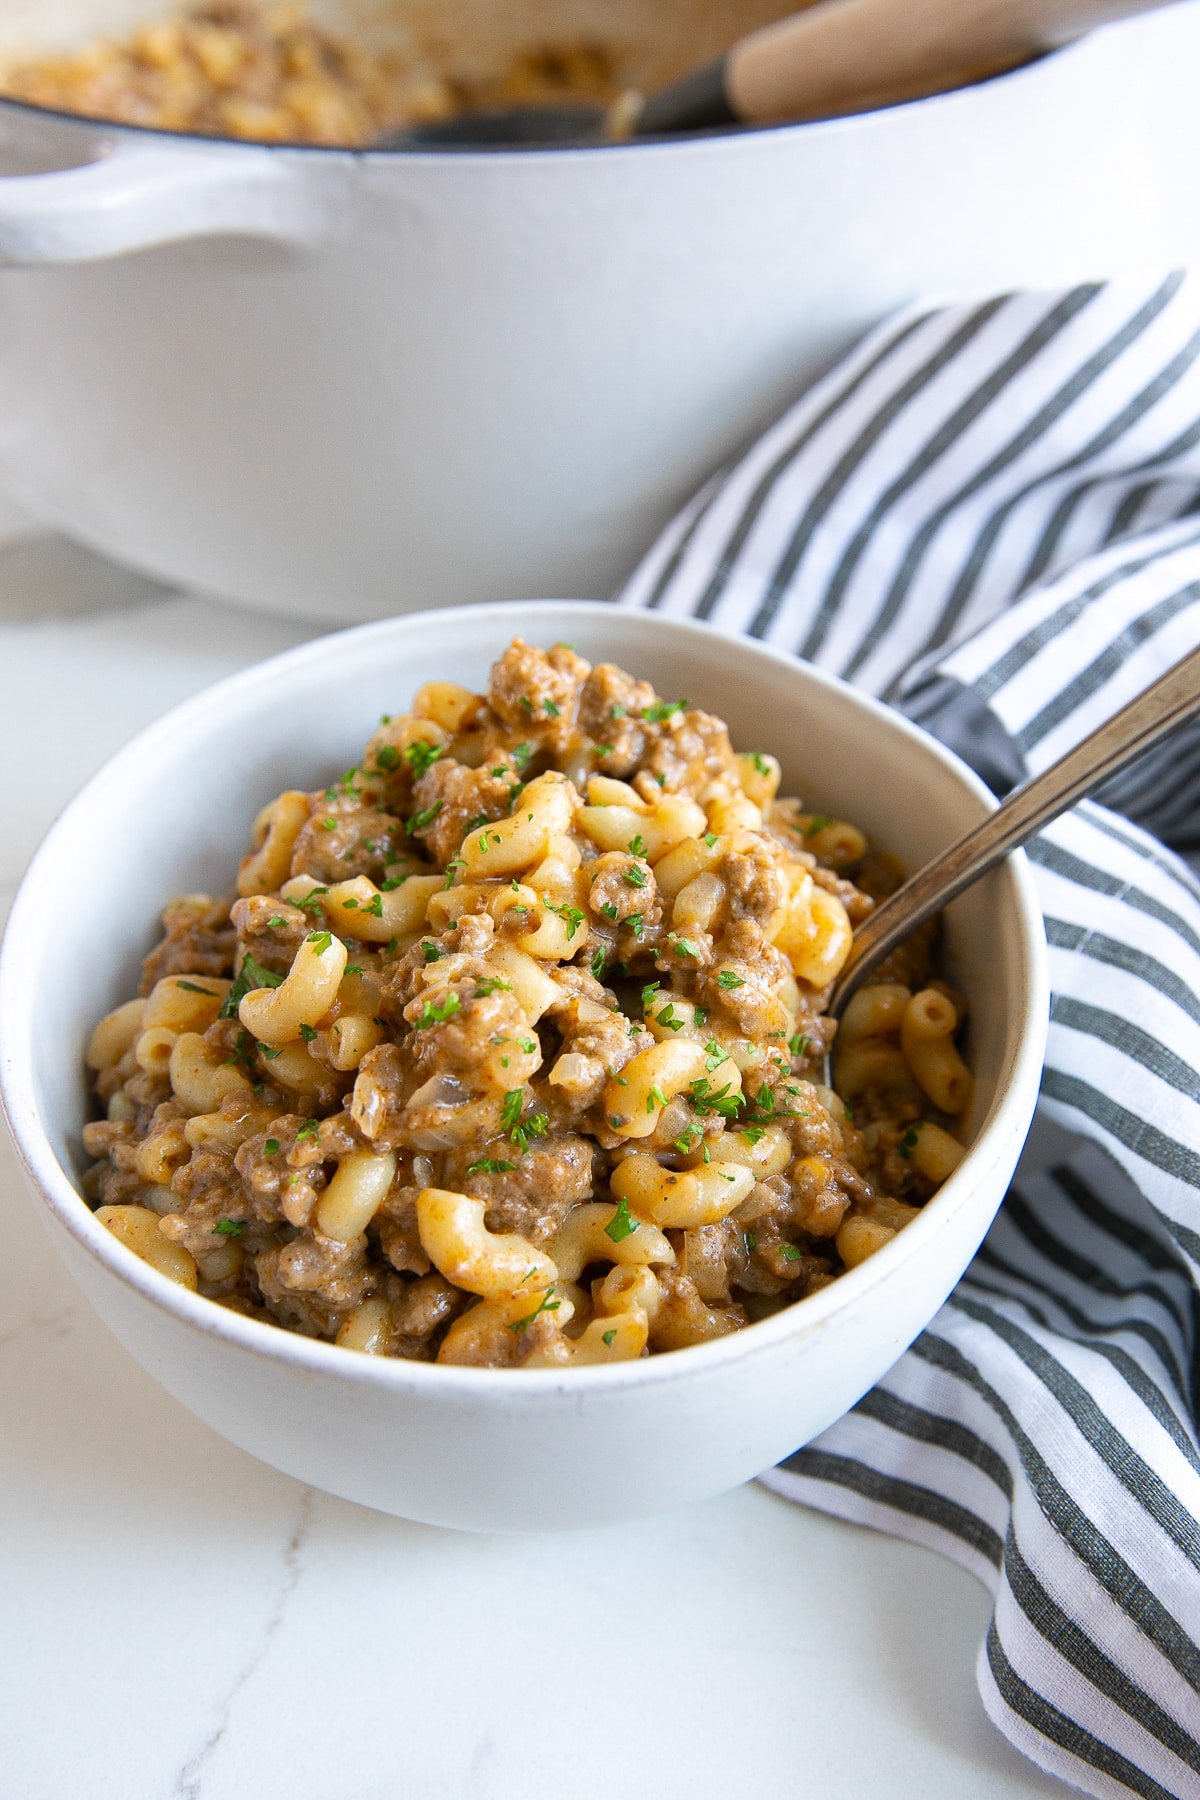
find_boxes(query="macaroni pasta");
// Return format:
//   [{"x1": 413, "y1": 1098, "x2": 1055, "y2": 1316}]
[{"x1": 82, "y1": 639, "x2": 975, "y2": 1367}]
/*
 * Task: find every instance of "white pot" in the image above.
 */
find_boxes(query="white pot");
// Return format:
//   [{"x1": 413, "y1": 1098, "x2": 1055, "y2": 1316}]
[{"x1": 0, "y1": 3, "x2": 1199, "y2": 622}]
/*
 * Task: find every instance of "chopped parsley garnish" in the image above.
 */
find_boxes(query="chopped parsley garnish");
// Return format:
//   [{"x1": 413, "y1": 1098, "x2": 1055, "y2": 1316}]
[
  {"x1": 843, "y1": 1099, "x2": 856, "y2": 1122},
  {"x1": 704, "y1": 832, "x2": 719, "y2": 849},
  {"x1": 175, "y1": 979, "x2": 212, "y2": 995},
  {"x1": 342, "y1": 897, "x2": 360, "y2": 909},
  {"x1": 219, "y1": 952, "x2": 283, "y2": 1019},
  {"x1": 744, "y1": 1232, "x2": 758, "y2": 1253},
  {"x1": 599, "y1": 901, "x2": 619, "y2": 922},
  {"x1": 749, "y1": 753, "x2": 772, "y2": 776},
  {"x1": 257, "y1": 1043, "x2": 283, "y2": 1061},
  {"x1": 475, "y1": 977, "x2": 513, "y2": 996},
  {"x1": 900, "y1": 1125, "x2": 920, "y2": 1157},
  {"x1": 595, "y1": 744, "x2": 613, "y2": 757},
  {"x1": 380, "y1": 876, "x2": 408, "y2": 891},
  {"x1": 213, "y1": 1219, "x2": 245, "y2": 1237},
  {"x1": 408, "y1": 800, "x2": 443, "y2": 834},
  {"x1": 753, "y1": 1085, "x2": 776, "y2": 1117},
  {"x1": 421, "y1": 941, "x2": 444, "y2": 963},
  {"x1": 511, "y1": 741, "x2": 533, "y2": 770},
  {"x1": 780, "y1": 1243, "x2": 803, "y2": 1264},
  {"x1": 641, "y1": 699, "x2": 688, "y2": 723},
  {"x1": 654, "y1": 1004, "x2": 684, "y2": 1032},
  {"x1": 467, "y1": 1156, "x2": 517, "y2": 1175},
  {"x1": 624, "y1": 864, "x2": 647, "y2": 889},
  {"x1": 694, "y1": 1006, "x2": 708, "y2": 1026},
  {"x1": 509, "y1": 1110, "x2": 549, "y2": 1156},
  {"x1": 805, "y1": 815, "x2": 833, "y2": 838},
  {"x1": 508, "y1": 1286, "x2": 561, "y2": 1333},
  {"x1": 373, "y1": 744, "x2": 400, "y2": 771},
  {"x1": 717, "y1": 970, "x2": 744, "y2": 990},
  {"x1": 518, "y1": 1037, "x2": 537, "y2": 1055},
  {"x1": 296, "y1": 1119, "x2": 320, "y2": 1141},
  {"x1": 443, "y1": 858, "x2": 465, "y2": 889},
  {"x1": 672, "y1": 937, "x2": 699, "y2": 960},
  {"x1": 543, "y1": 698, "x2": 561, "y2": 718},
  {"x1": 741, "y1": 1126, "x2": 767, "y2": 1145},
  {"x1": 789, "y1": 1033, "x2": 811, "y2": 1059},
  {"x1": 415, "y1": 993, "x2": 461, "y2": 1028},
  {"x1": 627, "y1": 833, "x2": 647, "y2": 857},
  {"x1": 500, "y1": 1089, "x2": 524, "y2": 1133},
  {"x1": 602, "y1": 1329, "x2": 617, "y2": 1347},
  {"x1": 674, "y1": 1121, "x2": 704, "y2": 1154},
  {"x1": 518, "y1": 695, "x2": 534, "y2": 715},
  {"x1": 545, "y1": 901, "x2": 585, "y2": 940},
  {"x1": 224, "y1": 1029, "x2": 256, "y2": 1072},
  {"x1": 590, "y1": 948, "x2": 607, "y2": 980},
  {"x1": 294, "y1": 887, "x2": 329, "y2": 915},
  {"x1": 306, "y1": 930, "x2": 334, "y2": 955},
  {"x1": 267, "y1": 916, "x2": 285, "y2": 929},
  {"x1": 320, "y1": 816, "x2": 338, "y2": 831},
  {"x1": 264, "y1": 1137, "x2": 280, "y2": 1156},
  {"x1": 363, "y1": 894, "x2": 384, "y2": 918},
  {"x1": 299, "y1": 1024, "x2": 317, "y2": 1043},
  {"x1": 626, "y1": 913, "x2": 645, "y2": 940},
  {"x1": 609, "y1": 703, "x2": 626, "y2": 721},
  {"x1": 473, "y1": 828, "x2": 504, "y2": 855},
  {"x1": 604, "y1": 1198, "x2": 639, "y2": 1243},
  {"x1": 646, "y1": 1084, "x2": 668, "y2": 1113},
  {"x1": 689, "y1": 1078, "x2": 743, "y2": 1120},
  {"x1": 345, "y1": 964, "x2": 364, "y2": 977},
  {"x1": 642, "y1": 981, "x2": 661, "y2": 1007},
  {"x1": 403, "y1": 739, "x2": 443, "y2": 780}
]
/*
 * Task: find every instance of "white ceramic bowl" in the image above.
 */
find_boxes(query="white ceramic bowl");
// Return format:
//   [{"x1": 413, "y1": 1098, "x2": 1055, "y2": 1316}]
[{"x1": 0, "y1": 602, "x2": 1048, "y2": 1530}]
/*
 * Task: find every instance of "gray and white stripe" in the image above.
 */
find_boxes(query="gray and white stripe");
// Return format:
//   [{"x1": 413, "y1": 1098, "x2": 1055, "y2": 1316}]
[{"x1": 619, "y1": 274, "x2": 1200, "y2": 1799}]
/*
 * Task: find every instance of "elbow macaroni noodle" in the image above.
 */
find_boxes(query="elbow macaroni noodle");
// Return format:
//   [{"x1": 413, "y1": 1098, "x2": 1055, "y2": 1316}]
[{"x1": 83, "y1": 640, "x2": 976, "y2": 1368}]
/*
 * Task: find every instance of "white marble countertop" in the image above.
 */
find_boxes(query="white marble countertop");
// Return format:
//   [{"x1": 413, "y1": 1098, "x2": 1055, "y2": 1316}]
[{"x1": 0, "y1": 524, "x2": 1063, "y2": 1800}]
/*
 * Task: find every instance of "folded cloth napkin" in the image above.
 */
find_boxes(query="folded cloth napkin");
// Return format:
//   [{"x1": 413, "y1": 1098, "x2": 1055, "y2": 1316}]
[{"x1": 619, "y1": 273, "x2": 1200, "y2": 1800}]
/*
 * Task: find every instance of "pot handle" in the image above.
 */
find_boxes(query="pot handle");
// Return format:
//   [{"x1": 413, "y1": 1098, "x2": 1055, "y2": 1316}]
[{"x1": 0, "y1": 137, "x2": 319, "y2": 264}]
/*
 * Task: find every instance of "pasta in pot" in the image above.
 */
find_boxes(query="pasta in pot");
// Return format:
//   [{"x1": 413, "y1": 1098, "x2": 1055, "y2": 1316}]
[
  {"x1": 0, "y1": 1, "x2": 628, "y2": 147},
  {"x1": 82, "y1": 638, "x2": 974, "y2": 1368}
]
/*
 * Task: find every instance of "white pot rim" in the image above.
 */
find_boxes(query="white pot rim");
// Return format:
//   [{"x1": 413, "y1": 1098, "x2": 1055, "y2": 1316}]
[
  {"x1": 0, "y1": 35, "x2": 1086, "y2": 162},
  {"x1": 0, "y1": 598, "x2": 1049, "y2": 1401}
]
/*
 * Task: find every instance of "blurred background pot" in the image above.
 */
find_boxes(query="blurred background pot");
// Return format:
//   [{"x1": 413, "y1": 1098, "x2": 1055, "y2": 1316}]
[{"x1": 0, "y1": 0, "x2": 1198, "y2": 623}]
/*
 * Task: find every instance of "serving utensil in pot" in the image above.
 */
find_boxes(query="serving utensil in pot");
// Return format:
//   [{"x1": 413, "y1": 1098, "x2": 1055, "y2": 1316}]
[
  {"x1": 390, "y1": 0, "x2": 1181, "y2": 147},
  {"x1": 825, "y1": 642, "x2": 1200, "y2": 1047}
]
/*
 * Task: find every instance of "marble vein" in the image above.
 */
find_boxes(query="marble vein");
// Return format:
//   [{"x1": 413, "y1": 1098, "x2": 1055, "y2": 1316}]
[
  {"x1": 172, "y1": 1486, "x2": 315, "y2": 1800},
  {"x1": 0, "y1": 1301, "x2": 77, "y2": 1357}
]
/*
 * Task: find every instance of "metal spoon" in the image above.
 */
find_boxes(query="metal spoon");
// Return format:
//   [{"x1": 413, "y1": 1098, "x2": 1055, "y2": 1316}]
[
  {"x1": 383, "y1": 0, "x2": 1180, "y2": 149},
  {"x1": 825, "y1": 642, "x2": 1200, "y2": 1047}
]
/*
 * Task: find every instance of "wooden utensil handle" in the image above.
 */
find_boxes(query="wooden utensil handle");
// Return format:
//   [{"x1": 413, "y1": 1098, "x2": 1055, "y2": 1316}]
[{"x1": 727, "y1": 0, "x2": 1179, "y2": 124}]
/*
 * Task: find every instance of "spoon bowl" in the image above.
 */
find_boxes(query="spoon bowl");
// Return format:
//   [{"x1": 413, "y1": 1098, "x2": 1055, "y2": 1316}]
[{"x1": 823, "y1": 641, "x2": 1200, "y2": 1085}]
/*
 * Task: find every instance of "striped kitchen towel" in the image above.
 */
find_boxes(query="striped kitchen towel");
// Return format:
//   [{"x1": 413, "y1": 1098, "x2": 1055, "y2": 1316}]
[{"x1": 620, "y1": 273, "x2": 1200, "y2": 1800}]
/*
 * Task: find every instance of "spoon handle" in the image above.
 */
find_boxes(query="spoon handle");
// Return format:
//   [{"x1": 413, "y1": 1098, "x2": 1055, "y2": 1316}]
[
  {"x1": 827, "y1": 641, "x2": 1200, "y2": 1015},
  {"x1": 637, "y1": 0, "x2": 1180, "y2": 135}
]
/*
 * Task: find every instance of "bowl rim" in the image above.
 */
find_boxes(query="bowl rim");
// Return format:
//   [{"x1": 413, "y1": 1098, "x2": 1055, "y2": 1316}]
[
  {"x1": 0, "y1": 32, "x2": 1084, "y2": 161},
  {"x1": 0, "y1": 598, "x2": 1049, "y2": 1397}
]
